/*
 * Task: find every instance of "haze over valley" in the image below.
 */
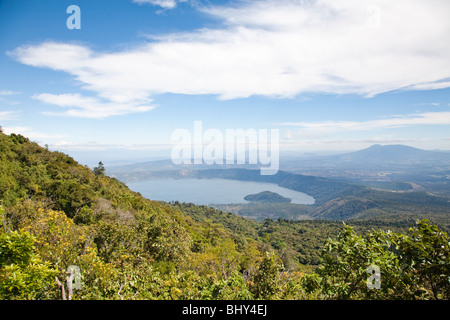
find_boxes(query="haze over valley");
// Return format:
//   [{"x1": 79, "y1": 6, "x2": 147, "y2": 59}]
[{"x1": 107, "y1": 144, "x2": 450, "y2": 224}]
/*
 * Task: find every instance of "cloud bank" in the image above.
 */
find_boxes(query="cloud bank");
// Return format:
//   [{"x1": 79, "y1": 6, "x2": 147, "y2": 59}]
[
  {"x1": 132, "y1": 0, "x2": 187, "y2": 9},
  {"x1": 9, "y1": 0, "x2": 450, "y2": 118},
  {"x1": 279, "y1": 111, "x2": 450, "y2": 138}
]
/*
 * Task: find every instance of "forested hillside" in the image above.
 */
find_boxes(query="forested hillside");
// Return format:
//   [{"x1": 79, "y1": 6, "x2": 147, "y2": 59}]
[
  {"x1": 1, "y1": 132, "x2": 449, "y2": 300},
  {"x1": 0, "y1": 132, "x2": 266, "y2": 299}
]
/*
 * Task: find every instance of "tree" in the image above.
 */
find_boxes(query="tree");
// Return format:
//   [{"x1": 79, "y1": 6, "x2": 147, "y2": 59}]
[
  {"x1": 93, "y1": 161, "x2": 105, "y2": 176},
  {"x1": 251, "y1": 251, "x2": 283, "y2": 299},
  {"x1": 307, "y1": 224, "x2": 415, "y2": 299},
  {"x1": 399, "y1": 220, "x2": 450, "y2": 299},
  {"x1": 0, "y1": 230, "x2": 57, "y2": 299},
  {"x1": 303, "y1": 220, "x2": 450, "y2": 300}
]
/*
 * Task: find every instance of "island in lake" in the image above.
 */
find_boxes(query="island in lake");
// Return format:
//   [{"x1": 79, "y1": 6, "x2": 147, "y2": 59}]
[{"x1": 244, "y1": 191, "x2": 292, "y2": 203}]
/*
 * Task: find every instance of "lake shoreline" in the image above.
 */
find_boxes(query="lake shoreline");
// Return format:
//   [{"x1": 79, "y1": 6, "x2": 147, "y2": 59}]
[{"x1": 127, "y1": 178, "x2": 315, "y2": 206}]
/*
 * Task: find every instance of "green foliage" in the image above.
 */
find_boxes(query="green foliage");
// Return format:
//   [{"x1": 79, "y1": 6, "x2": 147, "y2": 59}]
[
  {"x1": 0, "y1": 131, "x2": 449, "y2": 300},
  {"x1": 309, "y1": 224, "x2": 403, "y2": 299},
  {"x1": 0, "y1": 230, "x2": 57, "y2": 299},
  {"x1": 145, "y1": 212, "x2": 192, "y2": 263},
  {"x1": 399, "y1": 220, "x2": 450, "y2": 299},
  {"x1": 210, "y1": 271, "x2": 253, "y2": 299},
  {"x1": 0, "y1": 132, "x2": 269, "y2": 299},
  {"x1": 244, "y1": 191, "x2": 291, "y2": 203},
  {"x1": 304, "y1": 219, "x2": 450, "y2": 300},
  {"x1": 251, "y1": 251, "x2": 284, "y2": 299},
  {"x1": 93, "y1": 161, "x2": 105, "y2": 176}
]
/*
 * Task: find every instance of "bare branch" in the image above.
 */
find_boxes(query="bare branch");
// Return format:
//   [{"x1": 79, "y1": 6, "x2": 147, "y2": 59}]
[
  {"x1": 117, "y1": 274, "x2": 127, "y2": 300},
  {"x1": 117, "y1": 274, "x2": 138, "y2": 300},
  {"x1": 117, "y1": 283, "x2": 124, "y2": 300},
  {"x1": 55, "y1": 277, "x2": 66, "y2": 300},
  {"x1": 67, "y1": 269, "x2": 75, "y2": 300}
]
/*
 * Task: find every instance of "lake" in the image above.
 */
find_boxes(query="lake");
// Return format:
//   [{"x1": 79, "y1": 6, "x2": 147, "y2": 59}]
[{"x1": 127, "y1": 178, "x2": 315, "y2": 205}]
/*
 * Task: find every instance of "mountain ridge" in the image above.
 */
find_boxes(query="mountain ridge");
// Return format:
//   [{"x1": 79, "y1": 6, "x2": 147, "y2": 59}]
[
  {"x1": 334, "y1": 144, "x2": 450, "y2": 162},
  {"x1": 107, "y1": 144, "x2": 450, "y2": 176}
]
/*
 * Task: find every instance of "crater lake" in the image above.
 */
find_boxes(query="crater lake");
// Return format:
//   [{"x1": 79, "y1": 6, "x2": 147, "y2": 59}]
[{"x1": 127, "y1": 178, "x2": 315, "y2": 205}]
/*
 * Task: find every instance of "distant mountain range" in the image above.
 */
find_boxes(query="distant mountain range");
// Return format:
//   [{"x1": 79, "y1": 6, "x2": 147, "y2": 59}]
[
  {"x1": 108, "y1": 144, "x2": 450, "y2": 181},
  {"x1": 279, "y1": 144, "x2": 450, "y2": 198},
  {"x1": 281, "y1": 144, "x2": 450, "y2": 166},
  {"x1": 107, "y1": 144, "x2": 450, "y2": 201},
  {"x1": 107, "y1": 144, "x2": 449, "y2": 172},
  {"x1": 328, "y1": 144, "x2": 450, "y2": 163}
]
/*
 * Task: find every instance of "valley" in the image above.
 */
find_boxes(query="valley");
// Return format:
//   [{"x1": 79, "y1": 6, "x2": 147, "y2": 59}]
[
  {"x1": 108, "y1": 145, "x2": 450, "y2": 227},
  {"x1": 1, "y1": 132, "x2": 449, "y2": 300}
]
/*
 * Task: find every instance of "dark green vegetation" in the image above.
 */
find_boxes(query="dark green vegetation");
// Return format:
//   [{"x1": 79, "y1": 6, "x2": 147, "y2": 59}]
[
  {"x1": 213, "y1": 202, "x2": 313, "y2": 221},
  {"x1": 244, "y1": 191, "x2": 292, "y2": 204},
  {"x1": 1, "y1": 132, "x2": 449, "y2": 300},
  {"x1": 170, "y1": 202, "x2": 422, "y2": 268}
]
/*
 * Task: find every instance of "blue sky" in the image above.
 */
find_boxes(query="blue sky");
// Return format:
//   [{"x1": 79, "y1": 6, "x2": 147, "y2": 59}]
[{"x1": 1, "y1": 0, "x2": 450, "y2": 166}]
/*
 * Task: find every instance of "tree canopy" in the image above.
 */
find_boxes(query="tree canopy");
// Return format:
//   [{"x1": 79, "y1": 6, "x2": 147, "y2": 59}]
[{"x1": 0, "y1": 132, "x2": 449, "y2": 300}]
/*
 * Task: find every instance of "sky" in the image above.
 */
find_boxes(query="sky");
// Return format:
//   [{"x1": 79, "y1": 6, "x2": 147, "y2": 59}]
[{"x1": 1, "y1": 0, "x2": 450, "y2": 167}]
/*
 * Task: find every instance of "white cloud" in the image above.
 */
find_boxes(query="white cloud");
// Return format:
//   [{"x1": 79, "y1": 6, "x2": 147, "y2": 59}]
[
  {"x1": 282, "y1": 136, "x2": 427, "y2": 145},
  {"x1": 0, "y1": 111, "x2": 19, "y2": 121},
  {"x1": 279, "y1": 111, "x2": 450, "y2": 137},
  {"x1": 32, "y1": 93, "x2": 155, "y2": 118},
  {"x1": 49, "y1": 141, "x2": 123, "y2": 151},
  {"x1": 2, "y1": 126, "x2": 65, "y2": 140},
  {"x1": 132, "y1": 0, "x2": 187, "y2": 9},
  {"x1": 49, "y1": 140, "x2": 171, "y2": 152},
  {"x1": 403, "y1": 81, "x2": 450, "y2": 92},
  {"x1": 413, "y1": 102, "x2": 442, "y2": 107},
  {"x1": 0, "y1": 90, "x2": 20, "y2": 95},
  {"x1": 9, "y1": 0, "x2": 450, "y2": 116}
]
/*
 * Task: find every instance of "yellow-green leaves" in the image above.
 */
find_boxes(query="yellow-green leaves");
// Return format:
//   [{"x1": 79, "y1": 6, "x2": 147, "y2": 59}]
[{"x1": 0, "y1": 230, "x2": 57, "y2": 299}]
